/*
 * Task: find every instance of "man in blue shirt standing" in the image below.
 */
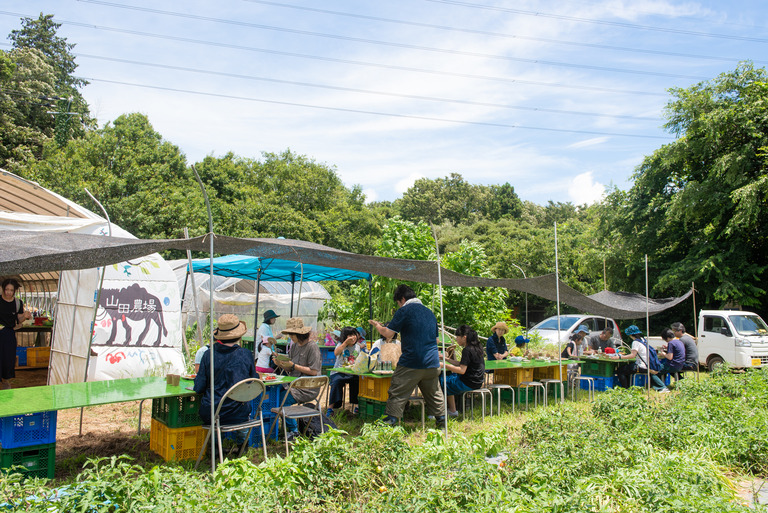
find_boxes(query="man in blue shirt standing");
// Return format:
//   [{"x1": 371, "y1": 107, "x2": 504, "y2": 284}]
[{"x1": 370, "y1": 284, "x2": 445, "y2": 427}]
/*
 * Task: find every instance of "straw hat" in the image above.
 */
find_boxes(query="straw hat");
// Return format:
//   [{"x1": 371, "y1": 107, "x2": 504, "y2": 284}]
[
  {"x1": 281, "y1": 317, "x2": 312, "y2": 335},
  {"x1": 492, "y1": 321, "x2": 509, "y2": 335},
  {"x1": 214, "y1": 314, "x2": 247, "y2": 341}
]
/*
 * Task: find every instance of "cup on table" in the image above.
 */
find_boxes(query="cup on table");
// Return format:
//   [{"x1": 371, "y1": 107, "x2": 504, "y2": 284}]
[{"x1": 166, "y1": 374, "x2": 180, "y2": 386}]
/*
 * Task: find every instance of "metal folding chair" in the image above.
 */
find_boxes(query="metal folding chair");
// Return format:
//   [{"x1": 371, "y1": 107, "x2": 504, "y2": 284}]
[
  {"x1": 195, "y1": 378, "x2": 268, "y2": 469},
  {"x1": 268, "y1": 376, "x2": 329, "y2": 456}
]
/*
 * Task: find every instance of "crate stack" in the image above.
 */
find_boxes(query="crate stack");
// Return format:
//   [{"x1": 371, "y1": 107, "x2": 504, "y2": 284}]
[
  {"x1": 0, "y1": 411, "x2": 57, "y2": 479},
  {"x1": 320, "y1": 347, "x2": 337, "y2": 378},
  {"x1": 357, "y1": 376, "x2": 391, "y2": 421},
  {"x1": 149, "y1": 395, "x2": 206, "y2": 461},
  {"x1": 248, "y1": 386, "x2": 283, "y2": 447},
  {"x1": 579, "y1": 360, "x2": 617, "y2": 392}
]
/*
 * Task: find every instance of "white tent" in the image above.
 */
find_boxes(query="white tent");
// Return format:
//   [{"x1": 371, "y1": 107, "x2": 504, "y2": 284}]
[{"x1": 0, "y1": 170, "x2": 185, "y2": 384}]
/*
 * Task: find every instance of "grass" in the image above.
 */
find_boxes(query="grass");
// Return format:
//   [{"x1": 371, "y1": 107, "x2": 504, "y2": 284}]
[{"x1": 2, "y1": 368, "x2": 768, "y2": 511}]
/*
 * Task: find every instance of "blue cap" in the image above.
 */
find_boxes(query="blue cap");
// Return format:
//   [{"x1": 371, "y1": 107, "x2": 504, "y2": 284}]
[
  {"x1": 625, "y1": 325, "x2": 642, "y2": 335},
  {"x1": 356, "y1": 327, "x2": 366, "y2": 338},
  {"x1": 514, "y1": 335, "x2": 530, "y2": 345},
  {"x1": 575, "y1": 325, "x2": 590, "y2": 335},
  {"x1": 332, "y1": 330, "x2": 341, "y2": 338}
]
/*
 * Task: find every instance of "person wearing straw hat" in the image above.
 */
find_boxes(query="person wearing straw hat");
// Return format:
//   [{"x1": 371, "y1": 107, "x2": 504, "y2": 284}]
[
  {"x1": 486, "y1": 321, "x2": 510, "y2": 361},
  {"x1": 272, "y1": 317, "x2": 322, "y2": 441},
  {"x1": 369, "y1": 284, "x2": 445, "y2": 428},
  {"x1": 193, "y1": 314, "x2": 257, "y2": 428}
]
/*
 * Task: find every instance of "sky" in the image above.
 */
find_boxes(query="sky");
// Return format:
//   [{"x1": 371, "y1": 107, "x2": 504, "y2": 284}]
[{"x1": 1, "y1": 0, "x2": 766, "y2": 206}]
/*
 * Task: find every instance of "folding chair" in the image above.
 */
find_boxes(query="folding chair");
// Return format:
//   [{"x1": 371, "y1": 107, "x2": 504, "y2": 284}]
[
  {"x1": 195, "y1": 378, "x2": 268, "y2": 469},
  {"x1": 268, "y1": 376, "x2": 329, "y2": 456}
]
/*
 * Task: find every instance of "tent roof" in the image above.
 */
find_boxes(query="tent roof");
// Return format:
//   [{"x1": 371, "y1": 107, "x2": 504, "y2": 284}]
[
  {"x1": 0, "y1": 231, "x2": 691, "y2": 319},
  {"x1": 191, "y1": 254, "x2": 371, "y2": 282}
]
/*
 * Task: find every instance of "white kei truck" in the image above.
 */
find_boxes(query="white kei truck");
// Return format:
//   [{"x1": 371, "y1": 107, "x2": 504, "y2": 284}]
[{"x1": 697, "y1": 310, "x2": 768, "y2": 371}]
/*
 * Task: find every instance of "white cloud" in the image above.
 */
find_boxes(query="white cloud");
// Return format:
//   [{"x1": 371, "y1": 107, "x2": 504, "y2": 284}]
[
  {"x1": 569, "y1": 172, "x2": 606, "y2": 205},
  {"x1": 362, "y1": 188, "x2": 378, "y2": 203},
  {"x1": 395, "y1": 173, "x2": 424, "y2": 195},
  {"x1": 567, "y1": 137, "x2": 610, "y2": 149}
]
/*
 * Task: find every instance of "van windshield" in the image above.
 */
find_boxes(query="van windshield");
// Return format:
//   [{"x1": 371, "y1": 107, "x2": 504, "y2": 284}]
[
  {"x1": 728, "y1": 315, "x2": 768, "y2": 336},
  {"x1": 533, "y1": 316, "x2": 581, "y2": 331}
]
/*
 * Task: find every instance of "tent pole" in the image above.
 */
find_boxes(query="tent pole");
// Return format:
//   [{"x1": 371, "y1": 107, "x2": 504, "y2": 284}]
[
  {"x1": 253, "y1": 268, "x2": 262, "y2": 346},
  {"x1": 80, "y1": 188, "x2": 112, "y2": 435},
  {"x1": 296, "y1": 263, "x2": 304, "y2": 317},
  {"x1": 290, "y1": 273, "x2": 295, "y2": 318},
  {"x1": 184, "y1": 227, "x2": 203, "y2": 352},
  {"x1": 192, "y1": 165, "x2": 217, "y2": 472},
  {"x1": 368, "y1": 278, "x2": 373, "y2": 324},
  {"x1": 692, "y1": 282, "x2": 699, "y2": 381},
  {"x1": 554, "y1": 223, "x2": 562, "y2": 380},
  {"x1": 645, "y1": 255, "x2": 651, "y2": 397},
  {"x1": 431, "y1": 224, "x2": 448, "y2": 436}
]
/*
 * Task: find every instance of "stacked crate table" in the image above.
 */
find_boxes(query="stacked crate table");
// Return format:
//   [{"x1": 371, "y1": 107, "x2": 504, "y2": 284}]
[
  {"x1": 579, "y1": 356, "x2": 624, "y2": 391},
  {"x1": 330, "y1": 367, "x2": 393, "y2": 421},
  {"x1": 485, "y1": 359, "x2": 571, "y2": 404}
]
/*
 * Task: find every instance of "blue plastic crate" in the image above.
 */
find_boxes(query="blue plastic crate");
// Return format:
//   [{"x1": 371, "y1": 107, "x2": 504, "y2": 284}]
[
  {"x1": 580, "y1": 375, "x2": 616, "y2": 392},
  {"x1": 252, "y1": 386, "x2": 285, "y2": 418},
  {"x1": 320, "y1": 348, "x2": 337, "y2": 367},
  {"x1": 0, "y1": 411, "x2": 57, "y2": 450},
  {"x1": 221, "y1": 419, "x2": 279, "y2": 448},
  {"x1": 16, "y1": 347, "x2": 26, "y2": 367},
  {"x1": 631, "y1": 373, "x2": 671, "y2": 387}
]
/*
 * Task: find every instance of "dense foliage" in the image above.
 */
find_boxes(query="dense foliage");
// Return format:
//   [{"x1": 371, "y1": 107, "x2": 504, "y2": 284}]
[{"x1": 3, "y1": 369, "x2": 768, "y2": 512}]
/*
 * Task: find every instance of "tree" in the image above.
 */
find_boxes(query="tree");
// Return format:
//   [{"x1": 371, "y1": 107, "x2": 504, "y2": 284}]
[
  {"x1": 397, "y1": 173, "x2": 484, "y2": 225},
  {"x1": 0, "y1": 48, "x2": 57, "y2": 171},
  {"x1": 599, "y1": 62, "x2": 768, "y2": 313},
  {"x1": 9, "y1": 13, "x2": 91, "y2": 144}
]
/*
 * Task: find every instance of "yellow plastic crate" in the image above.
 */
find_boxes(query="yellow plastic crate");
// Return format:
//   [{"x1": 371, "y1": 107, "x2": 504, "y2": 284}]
[
  {"x1": 533, "y1": 365, "x2": 568, "y2": 381},
  {"x1": 358, "y1": 375, "x2": 392, "y2": 402},
  {"x1": 149, "y1": 419, "x2": 206, "y2": 461},
  {"x1": 492, "y1": 367, "x2": 534, "y2": 387},
  {"x1": 26, "y1": 347, "x2": 50, "y2": 368}
]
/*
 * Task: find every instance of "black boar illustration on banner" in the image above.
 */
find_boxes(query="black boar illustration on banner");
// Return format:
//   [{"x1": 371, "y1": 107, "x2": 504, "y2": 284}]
[{"x1": 97, "y1": 283, "x2": 169, "y2": 346}]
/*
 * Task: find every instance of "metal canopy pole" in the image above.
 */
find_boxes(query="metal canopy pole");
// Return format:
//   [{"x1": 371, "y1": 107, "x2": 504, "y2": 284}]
[
  {"x1": 79, "y1": 188, "x2": 112, "y2": 436},
  {"x1": 555, "y1": 223, "x2": 562, "y2": 377},
  {"x1": 290, "y1": 273, "x2": 295, "y2": 317},
  {"x1": 431, "y1": 225, "x2": 448, "y2": 436},
  {"x1": 368, "y1": 278, "x2": 373, "y2": 322},
  {"x1": 645, "y1": 255, "x2": 651, "y2": 396},
  {"x1": 192, "y1": 165, "x2": 216, "y2": 472},
  {"x1": 253, "y1": 267, "x2": 263, "y2": 345}
]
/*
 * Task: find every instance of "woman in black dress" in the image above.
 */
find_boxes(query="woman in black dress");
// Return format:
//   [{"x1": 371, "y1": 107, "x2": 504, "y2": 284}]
[{"x1": 0, "y1": 279, "x2": 31, "y2": 389}]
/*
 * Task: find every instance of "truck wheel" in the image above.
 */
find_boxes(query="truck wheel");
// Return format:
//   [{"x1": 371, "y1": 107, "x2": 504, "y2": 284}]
[{"x1": 707, "y1": 356, "x2": 724, "y2": 372}]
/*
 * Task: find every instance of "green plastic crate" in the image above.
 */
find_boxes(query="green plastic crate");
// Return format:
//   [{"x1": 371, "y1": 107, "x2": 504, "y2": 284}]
[
  {"x1": 580, "y1": 360, "x2": 616, "y2": 378},
  {"x1": 0, "y1": 442, "x2": 55, "y2": 479},
  {"x1": 152, "y1": 395, "x2": 202, "y2": 428},
  {"x1": 546, "y1": 380, "x2": 569, "y2": 399},
  {"x1": 358, "y1": 397, "x2": 387, "y2": 421}
]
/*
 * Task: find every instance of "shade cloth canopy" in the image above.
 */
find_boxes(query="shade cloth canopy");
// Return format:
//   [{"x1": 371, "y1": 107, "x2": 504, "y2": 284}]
[
  {"x1": 190, "y1": 254, "x2": 371, "y2": 282},
  {"x1": 0, "y1": 230, "x2": 691, "y2": 319}
]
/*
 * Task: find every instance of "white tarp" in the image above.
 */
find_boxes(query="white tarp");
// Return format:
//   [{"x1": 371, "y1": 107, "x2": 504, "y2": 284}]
[{"x1": 0, "y1": 183, "x2": 185, "y2": 384}]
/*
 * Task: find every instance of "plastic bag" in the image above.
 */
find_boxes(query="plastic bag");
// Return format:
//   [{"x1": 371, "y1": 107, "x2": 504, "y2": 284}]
[{"x1": 351, "y1": 351, "x2": 377, "y2": 373}]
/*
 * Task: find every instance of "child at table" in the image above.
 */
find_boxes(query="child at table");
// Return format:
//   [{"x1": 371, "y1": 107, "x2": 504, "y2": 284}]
[
  {"x1": 440, "y1": 325, "x2": 485, "y2": 417},
  {"x1": 255, "y1": 335, "x2": 277, "y2": 374},
  {"x1": 327, "y1": 326, "x2": 366, "y2": 416}
]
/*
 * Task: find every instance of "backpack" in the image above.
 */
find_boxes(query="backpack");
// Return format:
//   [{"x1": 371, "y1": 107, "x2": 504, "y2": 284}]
[
  {"x1": 639, "y1": 338, "x2": 662, "y2": 372},
  {"x1": 297, "y1": 413, "x2": 337, "y2": 439}
]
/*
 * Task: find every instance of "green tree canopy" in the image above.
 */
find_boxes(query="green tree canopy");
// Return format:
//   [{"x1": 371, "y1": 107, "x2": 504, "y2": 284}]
[{"x1": 599, "y1": 62, "x2": 768, "y2": 312}]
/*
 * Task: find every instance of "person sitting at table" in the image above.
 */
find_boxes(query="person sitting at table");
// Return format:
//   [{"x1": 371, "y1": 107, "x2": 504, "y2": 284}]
[
  {"x1": 561, "y1": 325, "x2": 589, "y2": 359},
  {"x1": 271, "y1": 317, "x2": 322, "y2": 442},
  {"x1": 193, "y1": 344, "x2": 209, "y2": 374},
  {"x1": 614, "y1": 325, "x2": 668, "y2": 392},
  {"x1": 486, "y1": 321, "x2": 510, "y2": 361},
  {"x1": 371, "y1": 324, "x2": 400, "y2": 353},
  {"x1": 327, "y1": 326, "x2": 366, "y2": 416},
  {"x1": 193, "y1": 314, "x2": 257, "y2": 442},
  {"x1": 254, "y1": 336, "x2": 277, "y2": 375},
  {"x1": 585, "y1": 328, "x2": 618, "y2": 355},
  {"x1": 658, "y1": 327, "x2": 685, "y2": 382},
  {"x1": 440, "y1": 324, "x2": 485, "y2": 417},
  {"x1": 510, "y1": 335, "x2": 529, "y2": 357}
]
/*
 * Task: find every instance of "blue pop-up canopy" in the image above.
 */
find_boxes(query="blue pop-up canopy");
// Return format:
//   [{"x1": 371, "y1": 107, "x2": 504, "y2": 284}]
[
  {"x1": 189, "y1": 253, "x2": 372, "y2": 322},
  {"x1": 190, "y1": 254, "x2": 371, "y2": 282}
]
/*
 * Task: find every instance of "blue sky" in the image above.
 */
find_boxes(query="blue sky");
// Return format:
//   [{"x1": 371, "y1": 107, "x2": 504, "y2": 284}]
[{"x1": 1, "y1": 0, "x2": 766, "y2": 206}]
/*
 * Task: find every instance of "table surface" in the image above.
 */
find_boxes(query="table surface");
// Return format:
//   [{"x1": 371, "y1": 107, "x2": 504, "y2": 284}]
[
  {"x1": 15, "y1": 325, "x2": 53, "y2": 333},
  {"x1": 484, "y1": 358, "x2": 577, "y2": 370},
  {"x1": 330, "y1": 367, "x2": 393, "y2": 378},
  {"x1": 0, "y1": 375, "x2": 296, "y2": 417}
]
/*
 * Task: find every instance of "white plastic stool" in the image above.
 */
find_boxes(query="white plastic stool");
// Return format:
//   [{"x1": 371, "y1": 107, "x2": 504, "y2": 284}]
[{"x1": 517, "y1": 381, "x2": 545, "y2": 410}]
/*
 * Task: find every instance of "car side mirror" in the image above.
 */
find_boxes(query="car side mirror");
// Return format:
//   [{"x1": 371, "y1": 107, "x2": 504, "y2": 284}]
[{"x1": 720, "y1": 327, "x2": 731, "y2": 336}]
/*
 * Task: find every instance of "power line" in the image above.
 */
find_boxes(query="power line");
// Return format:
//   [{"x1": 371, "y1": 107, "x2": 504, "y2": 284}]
[
  {"x1": 0, "y1": 13, "x2": 675, "y2": 97},
  {"x1": 29, "y1": 7, "x2": 712, "y2": 80},
  {"x1": 82, "y1": 76, "x2": 674, "y2": 140},
  {"x1": 76, "y1": 53, "x2": 661, "y2": 122},
  {"x1": 424, "y1": 0, "x2": 768, "y2": 43},
  {"x1": 232, "y1": 0, "x2": 766, "y2": 65}
]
